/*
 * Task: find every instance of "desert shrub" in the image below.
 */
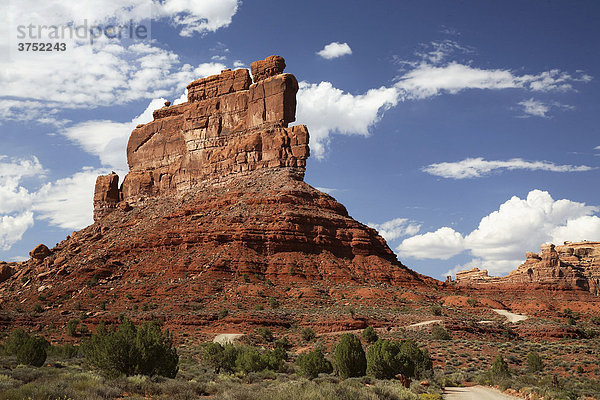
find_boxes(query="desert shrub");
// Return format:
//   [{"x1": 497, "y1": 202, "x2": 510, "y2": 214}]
[
  {"x1": 16, "y1": 336, "x2": 49, "y2": 367},
  {"x1": 302, "y1": 327, "x2": 316, "y2": 342},
  {"x1": 235, "y1": 346, "x2": 265, "y2": 374},
  {"x1": 490, "y1": 354, "x2": 510, "y2": 380},
  {"x1": 4, "y1": 329, "x2": 49, "y2": 367},
  {"x1": 467, "y1": 298, "x2": 479, "y2": 307},
  {"x1": 84, "y1": 318, "x2": 178, "y2": 378},
  {"x1": 256, "y1": 327, "x2": 274, "y2": 342},
  {"x1": 430, "y1": 304, "x2": 443, "y2": 316},
  {"x1": 202, "y1": 342, "x2": 225, "y2": 373},
  {"x1": 431, "y1": 325, "x2": 451, "y2": 340},
  {"x1": 275, "y1": 336, "x2": 291, "y2": 349},
  {"x1": 400, "y1": 340, "x2": 433, "y2": 379},
  {"x1": 526, "y1": 351, "x2": 544, "y2": 372},
  {"x1": 47, "y1": 343, "x2": 80, "y2": 359},
  {"x1": 67, "y1": 318, "x2": 80, "y2": 336},
  {"x1": 262, "y1": 347, "x2": 287, "y2": 371},
  {"x1": 366, "y1": 339, "x2": 412, "y2": 379},
  {"x1": 269, "y1": 298, "x2": 280, "y2": 309},
  {"x1": 4, "y1": 328, "x2": 28, "y2": 355},
  {"x1": 334, "y1": 333, "x2": 366, "y2": 378},
  {"x1": 296, "y1": 348, "x2": 333, "y2": 379},
  {"x1": 362, "y1": 326, "x2": 379, "y2": 343},
  {"x1": 218, "y1": 309, "x2": 229, "y2": 319},
  {"x1": 219, "y1": 343, "x2": 238, "y2": 373}
]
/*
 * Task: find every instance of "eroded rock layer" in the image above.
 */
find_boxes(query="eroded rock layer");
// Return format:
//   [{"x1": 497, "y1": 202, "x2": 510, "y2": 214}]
[
  {"x1": 73, "y1": 56, "x2": 427, "y2": 287},
  {"x1": 454, "y1": 242, "x2": 600, "y2": 295}
]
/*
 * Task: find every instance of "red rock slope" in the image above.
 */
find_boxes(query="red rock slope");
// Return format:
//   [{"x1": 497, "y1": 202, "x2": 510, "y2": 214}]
[{"x1": 0, "y1": 57, "x2": 432, "y2": 328}]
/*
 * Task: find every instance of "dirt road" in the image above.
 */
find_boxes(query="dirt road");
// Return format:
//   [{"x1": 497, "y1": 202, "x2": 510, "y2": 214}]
[
  {"x1": 443, "y1": 386, "x2": 519, "y2": 399},
  {"x1": 492, "y1": 309, "x2": 528, "y2": 323},
  {"x1": 213, "y1": 333, "x2": 244, "y2": 345}
]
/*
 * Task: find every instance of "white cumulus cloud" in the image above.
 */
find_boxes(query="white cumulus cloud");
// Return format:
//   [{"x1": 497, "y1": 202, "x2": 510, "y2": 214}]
[
  {"x1": 395, "y1": 63, "x2": 589, "y2": 101},
  {"x1": 1, "y1": 0, "x2": 234, "y2": 121},
  {"x1": 368, "y1": 217, "x2": 422, "y2": 242},
  {"x1": 317, "y1": 42, "x2": 352, "y2": 59},
  {"x1": 422, "y1": 157, "x2": 594, "y2": 179},
  {"x1": 397, "y1": 227, "x2": 466, "y2": 260},
  {"x1": 6, "y1": 0, "x2": 239, "y2": 38},
  {"x1": 296, "y1": 81, "x2": 398, "y2": 158},
  {"x1": 33, "y1": 167, "x2": 113, "y2": 230},
  {"x1": 0, "y1": 155, "x2": 114, "y2": 249},
  {"x1": 0, "y1": 212, "x2": 34, "y2": 251},
  {"x1": 0, "y1": 156, "x2": 46, "y2": 250},
  {"x1": 397, "y1": 190, "x2": 600, "y2": 276},
  {"x1": 296, "y1": 40, "x2": 591, "y2": 158},
  {"x1": 61, "y1": 98, "x2": 167, "y2": 171}
]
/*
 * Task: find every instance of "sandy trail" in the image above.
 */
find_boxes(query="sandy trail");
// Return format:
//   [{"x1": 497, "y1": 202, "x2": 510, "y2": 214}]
[
  {"x1": 492, "y1": 309, "x2": 528, "y2": 323},
  {"x1": 444, "y1": 386, "x2": 520, "y2": 399},
  {"x1": 213, "y1": 333, "x2": 244, "y2": 345},
  {"x1": 406, "y1": 319, "x2": 443, "y2": 328}
]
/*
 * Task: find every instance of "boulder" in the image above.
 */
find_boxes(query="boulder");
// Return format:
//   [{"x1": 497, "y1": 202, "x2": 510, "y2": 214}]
[{"x1": 29, "y1": 244, "x2": 51, "y2": 261}]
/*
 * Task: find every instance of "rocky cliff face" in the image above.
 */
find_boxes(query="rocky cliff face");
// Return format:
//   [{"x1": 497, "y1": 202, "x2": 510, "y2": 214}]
[
  {"x1": 454, "y1": 242, "x2": 600, "y2": 295},
  {"x1": 2, "y1": 57, "x2": 428, "y2": 318},
  {"x1": 94, "y1": 55, "x2": 308, "y2": 209},
  {"x1": 87, "y1": 56, "x2": 423, "y2": 285}
]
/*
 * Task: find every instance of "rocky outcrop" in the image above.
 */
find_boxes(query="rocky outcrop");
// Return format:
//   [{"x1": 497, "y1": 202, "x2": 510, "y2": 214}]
[
  {"x1": 454, "y1": 242, "x2": 600, "y2": 295},
  {"x1": 0, "y1": 263, "x2": 14, "y2": 283},
  {"x1": 29, "y1": 244, "x2": 51, "y2": 262},
  {"x1": 84, "y1": 56, "x2": 428, "y2": 286},
  {"x1": 93, "y1": 173, "x2": 121, "y2": 221},
  {"x1": 455, "y1": 268, "x2": 492, "y2": 283},
  {"x1": 113, "y1": 58, "x2": 305, "y2": 206},
  {"x1": 250, "y1": 55, "x2": 286, "y2": 82}
]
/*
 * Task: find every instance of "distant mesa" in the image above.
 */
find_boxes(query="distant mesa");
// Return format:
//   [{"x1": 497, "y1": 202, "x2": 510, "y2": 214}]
[{"x1": 451, "y1": 241, "x2": 600, "y2": 295}]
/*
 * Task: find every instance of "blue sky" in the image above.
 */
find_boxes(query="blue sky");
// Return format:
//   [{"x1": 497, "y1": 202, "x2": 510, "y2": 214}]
[{"x1": 1, "y1": 0, "x2": 599, "y2": 279}]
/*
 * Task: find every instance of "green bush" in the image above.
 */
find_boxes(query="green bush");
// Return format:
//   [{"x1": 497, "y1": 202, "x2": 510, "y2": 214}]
[
  {"x1": 4, "y1": 329, "x2": 49, "y2": 367},
  {"x1": 275, "y1": 336, "x2": 291, "y2": 349},
  {"x1": 256, "y1": 327, "x2": 274, "y2": 342},
  {"x1": 269, "y1": 298, "x2": 280, "y2": 309},
  {"x1": 296, "y1": 348, "x2": 333, "y2": 379},
  {"x1": 301, "y1": 327, "x2": 316, "y2": 342},
  {"x1": 202, "y1": 342, "x2": 225, "y2": 373},
  {"x1": 263, "y1": 347, "x2": 286, "y2": 371},
  {"x1": 334, "y1": 333, "x2": 366, "y2": 378},
  {"x1": 430, "y1": 304, "x2": 443, "y2": 316},
  {"x1": 47, "y1": 343, "x2": 80, "y2": 359},
  {"x1": 16, "y1": 336, "x2": 49, "y2": 367},
  {"x1": 235, "y1": 346, "x2": 265, "y2": 374},
  {"x1": 66, "y1": 319, "x2": 80, "y2": 337},
  {"x1": 399, "y1": 340, "x2": 433, "y2": 379},
  {"x1": 234, "y1": 345, "x2": 285, "y2": 374},
  {"x1": 222, "y1": 343, "x2": 238, "y2": 373},
  {"x1": 362, "y1": 326, "x2": 379, "y2": 343},
  {"x1": 4, "y1": 328, "x2": 28, "y2": 355},
  {"x1": 83, "y1": 319, "x2": 178, "y2": 378},
  {"x1": 431, "y1": 325, "x2": 451, "y2": 340},
  {"x1": 490, "y1": 354, "x2": 511, "y2": 380},
  {"x1": 527, "y1": 351, "x2": 544, "y2": 372},
  {"x1": 366, "y1": 339, "x2": 412, "y2": 379}
]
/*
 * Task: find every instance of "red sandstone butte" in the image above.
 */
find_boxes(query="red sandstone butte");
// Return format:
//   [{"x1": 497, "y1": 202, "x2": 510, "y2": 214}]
[
  {"x1": 24, "y1": 56, "x2": 428, "y2": 298},
  {"x1": 453, "y1": 242, "x2": 600, "y2": 295}
]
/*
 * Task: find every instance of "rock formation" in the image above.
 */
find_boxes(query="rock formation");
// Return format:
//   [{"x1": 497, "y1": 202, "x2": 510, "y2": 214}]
[
  {"x1": 6, "y1": 56, "x2": 428, "y2": 303},
  {"x1": 94, "y1": 55, "x2": 307, "y2": 209},
  {"x1": 453, "y1": 242, "x2": 600, "y2": 295}
]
